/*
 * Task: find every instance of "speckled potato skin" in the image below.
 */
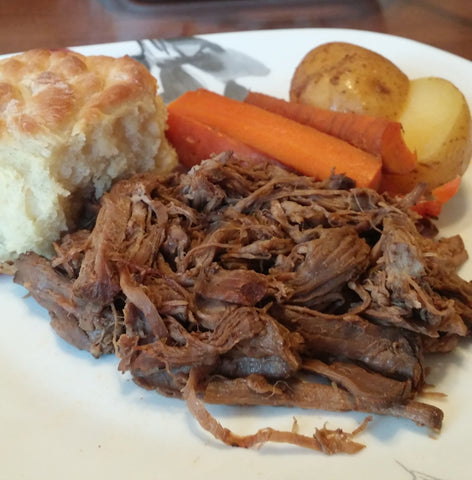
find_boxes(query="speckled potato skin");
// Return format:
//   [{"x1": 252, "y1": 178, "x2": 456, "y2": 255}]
[{"x1": 290, "y1": 42, "x2": 410, "y2": 121}]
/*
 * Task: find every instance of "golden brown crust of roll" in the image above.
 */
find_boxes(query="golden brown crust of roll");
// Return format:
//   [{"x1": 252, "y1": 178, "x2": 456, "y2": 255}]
[{"x1": 1, "y1": 50, "x2": 153, "y2": 134}]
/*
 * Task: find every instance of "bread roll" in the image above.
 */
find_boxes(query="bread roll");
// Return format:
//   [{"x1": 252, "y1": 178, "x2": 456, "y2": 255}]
[{"x1": 0, "y1": 48, "x2": 176, "y2": 267}]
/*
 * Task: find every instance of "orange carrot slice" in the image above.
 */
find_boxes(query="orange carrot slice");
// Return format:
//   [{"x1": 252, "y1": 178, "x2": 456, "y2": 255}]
[
  {"x1": 410, "y1": 176, "x2": 461, "y2": 217},
  {"x1": 166, "y1": 110, "x2": 271, "y2": 168},
  {"x1": 431, "y1": 175, "x2": 461, "y2": 204},
  {"x1": 168, "y1": 89, "x2": 382, "y2": 189},
  {"x1": 411, "y1": 200, "x2": 443, "y2": 217},
  {"x1": 244, "y1": 91, "x2": 417, "y2": 175}
]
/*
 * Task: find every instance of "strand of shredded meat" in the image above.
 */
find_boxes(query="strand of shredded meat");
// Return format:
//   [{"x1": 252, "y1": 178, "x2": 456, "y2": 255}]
[{"x1": 13, "y1": 152, "x2": 472, "y2": 453}]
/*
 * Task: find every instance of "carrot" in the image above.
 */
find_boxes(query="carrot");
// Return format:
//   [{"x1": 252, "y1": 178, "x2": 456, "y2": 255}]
[
  {"x1": 378, "y1": 172, "x2": 414, "y2": 195},
  {"x1": 411, "y1": 176, "x2": 462, "y2": 217},
  {"x1": 166, "y1": 110, "x2": 271, "y2": 168},
  {"x1": 244, "y1": 91, "x2": 417, "y2": 175},
  {"x1": 431, "y1": 175, "x2": 461, "y2": 204},
  {"x1": 411, "y1": 199, "x2": 443, "y2": 217},
  {"x1": 168, "y1": 89, "x2": 382, "y2": 189}
]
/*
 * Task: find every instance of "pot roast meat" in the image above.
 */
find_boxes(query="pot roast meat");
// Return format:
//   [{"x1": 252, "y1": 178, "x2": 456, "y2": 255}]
[
  {"x1": 72, "y1": 190, "x2": 130, "y2": 304},
  {"x1": 13, "y1": 153, "x2": 472, "y2": 453},
  {"x1": 14, "y1": 252, "x2": 117, "y2": 357},
  {"x1": 118, "y1": 304, "x2": 302, "y2": 380},
  {"x1": 364, "y1": 214, "x2": 471, "y2": 339},
  {"x1": 183, "y1": 367, "x2": 371, "y2": 454},
  {"x1": 194, "y1": 267, "x2": 269, "y2": 306},
  {"x1": 270, "y1": 226, "x2": 371, "y2": 308},
  {"x1": 201, "y1": 369, "x2": 442, "y2": 431},
  {"x1": 274, "y1": 304, "x2": 424, "y2": 388}
]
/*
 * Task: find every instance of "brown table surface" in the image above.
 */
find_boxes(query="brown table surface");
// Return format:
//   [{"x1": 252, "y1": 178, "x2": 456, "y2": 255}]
[{"x1": 1, "y1": 0, "x2": 471, "y2": 60}]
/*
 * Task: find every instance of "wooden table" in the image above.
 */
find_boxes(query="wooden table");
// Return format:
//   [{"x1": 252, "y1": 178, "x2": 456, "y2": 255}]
[{"x1": 1, "y1": 0, "x2": 471, "y2": 60}]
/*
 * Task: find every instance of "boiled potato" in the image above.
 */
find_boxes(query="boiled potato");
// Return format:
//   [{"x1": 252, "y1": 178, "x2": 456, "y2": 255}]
[
  {"x1": 381, "y1": 77, "x2": 472, "y2": 193},
  {"x1": 290, "y1": 42, "x2": 472, "y2": 195},
  {"x1": 290, "y1": 42, "x2": 410, "y2": 120}
]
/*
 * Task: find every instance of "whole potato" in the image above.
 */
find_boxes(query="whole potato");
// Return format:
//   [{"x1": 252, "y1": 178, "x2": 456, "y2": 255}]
[
  {"x1": 290, "y1": 42, "x2": 410, "y2": 120},
  {"x1": 381, "y1": 77, "x2": 472, "y2": 194}
]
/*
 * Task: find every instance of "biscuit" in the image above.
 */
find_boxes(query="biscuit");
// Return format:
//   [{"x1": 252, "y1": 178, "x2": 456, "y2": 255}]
[{"x1": 0, "y1": 48, "x2": 176, "y2": 266}]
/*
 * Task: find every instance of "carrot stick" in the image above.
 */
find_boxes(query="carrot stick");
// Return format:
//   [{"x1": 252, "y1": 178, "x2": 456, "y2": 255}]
[
  {"x1": 244, "y1": 91, "x2": 417, "y2": 175},
  {"x1": 411, "y1": 175, "x2": 462, "y2": 217},
  {"x1": 168, "y1": 89, "x2": 382, "y2": 189},
  {"x1": 378, "y1": 172, "x2": 414, "y2": 195},
  {"x1": 166, "y1": 110, "x2": 271, "y2": 168},
  {"x1": 431, "y1": 175, "x2": 461, "y2": 204},
  {"x1": 411, "y1": 199, "x2": 443, "y2": 217}
]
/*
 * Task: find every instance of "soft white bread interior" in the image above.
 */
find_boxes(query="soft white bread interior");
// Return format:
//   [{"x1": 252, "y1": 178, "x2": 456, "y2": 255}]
[{"x1": 0, "y1": 48, "x2": 176, "y2": 265}]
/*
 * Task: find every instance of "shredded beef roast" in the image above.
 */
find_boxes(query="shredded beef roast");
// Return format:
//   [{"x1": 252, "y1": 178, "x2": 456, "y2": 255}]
[{"x1": 13, "y1": 152, "x2": 472, "y2": 453}]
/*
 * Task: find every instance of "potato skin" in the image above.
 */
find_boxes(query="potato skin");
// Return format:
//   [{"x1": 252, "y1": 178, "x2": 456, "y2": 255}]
[{"x1": 290, "y1": 42, "x2": 410, "y2": 120}]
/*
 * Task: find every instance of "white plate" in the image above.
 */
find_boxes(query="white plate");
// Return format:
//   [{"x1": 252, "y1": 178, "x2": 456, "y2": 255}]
[{"x1": 1, "y1": 28, "x2": 471, "y2": 480}]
